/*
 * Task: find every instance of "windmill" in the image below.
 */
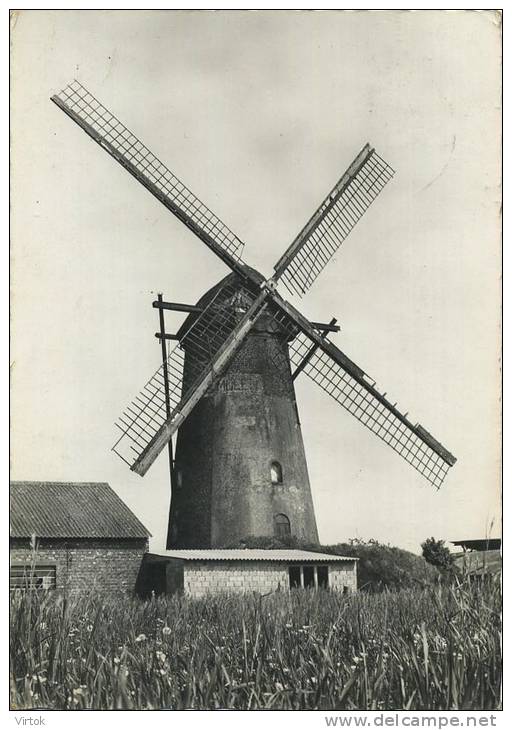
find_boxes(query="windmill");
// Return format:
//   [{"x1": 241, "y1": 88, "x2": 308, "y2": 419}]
[{"x1": 51, "y1": 80, "x2": 456, "y2": 549}]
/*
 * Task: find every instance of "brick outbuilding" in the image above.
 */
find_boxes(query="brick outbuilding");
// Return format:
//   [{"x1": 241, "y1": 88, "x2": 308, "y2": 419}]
[
  {"x1": 137, "y1": 549, "x2": 357, "y2": 597},
  {"x1": 10, "y1": 481, "x2": 150, "y2": 592}
]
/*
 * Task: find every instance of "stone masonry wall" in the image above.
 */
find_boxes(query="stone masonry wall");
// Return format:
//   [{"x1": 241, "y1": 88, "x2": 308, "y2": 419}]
[
  {"x1": 170, "y1": 273, "x2": 319, "y2": 549},
  {"x1": 184, "y1": 561, "x2": 288, "y2": 597},
  {"x1": 10, "y1": 538, "x2": 148, "y2": 593},
  {"x1": 329, "y1": 562, "x2": 358, "y2": 593},
  {"x1": 172, "y1": 331, "x2": 319, "y2": 548},
  {"x1": 183, "y1": 560, "x2": 358, "y2": 597}
]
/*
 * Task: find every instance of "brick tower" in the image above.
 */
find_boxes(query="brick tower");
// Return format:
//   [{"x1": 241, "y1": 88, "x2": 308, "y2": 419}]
[{"x1": 167, "y1": 273, "x2": 319, "y2": 549}]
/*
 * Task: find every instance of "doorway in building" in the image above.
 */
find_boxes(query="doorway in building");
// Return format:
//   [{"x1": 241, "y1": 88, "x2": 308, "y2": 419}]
[
  {"x1": 317, "y1": 565, "x2": 329, "y2": 588},
  {"x1": 288, "y1": 565, "x2": 301, "y2": 588},
  {"x1": 303, "y1": 565, "x2": 315, "y2": 588},
  {"x1": 274, "y1": 513, "x2": 291, "y2": 539}
]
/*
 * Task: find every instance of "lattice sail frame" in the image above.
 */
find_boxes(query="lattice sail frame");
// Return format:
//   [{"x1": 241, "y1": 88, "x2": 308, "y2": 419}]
[
  {"x1": 51, "y1": 80, "x2": 246, "y2": 267},
  {"x1": 288, "y1": 333, "x2": 452, "y2": 488},
  {"x1": 112, "y1": 279, "x2": 258, "y2": 467},
  {"x1": 266, "y1": 305, "x2": 456, "y2": 489},
  {"x1": 114, "y1": 282, "x2": 455, "y2": 488},
  {"x1": 275, "y1": 146, "x2": 395, "y2": 296},
  {"x1": 50, "y1": 80, "x2": 455, "y2": 487}
]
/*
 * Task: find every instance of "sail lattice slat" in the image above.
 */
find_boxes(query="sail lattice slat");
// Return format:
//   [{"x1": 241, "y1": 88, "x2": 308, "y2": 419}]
[
  {"x1": 112, "y1": 347, "x2": 184, "y2": 466},
  {"x1": 262, "y1": 301, "x2": 454, "y2": 489},
  {"x1": 286, "y1": 331, "x2": 452, "y2": 488},
  {"x1": 112, "y1": 279, "x2": 258, "y2": 466},
  {"x1": 279, "y1": 150, "x2": 394, "y2": 296},
  {"x1": 52, "y1": 80, "x2": 245, "y2": 264}
]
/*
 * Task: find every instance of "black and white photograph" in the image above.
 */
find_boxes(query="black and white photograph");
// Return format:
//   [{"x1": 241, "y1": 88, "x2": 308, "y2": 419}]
[{"x1": 9, "y1": 8, "x2": 502, "y2": 715}]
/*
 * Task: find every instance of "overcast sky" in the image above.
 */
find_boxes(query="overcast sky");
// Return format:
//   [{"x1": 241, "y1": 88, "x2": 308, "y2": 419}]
[{"x1": 11, "y1": 10, "x2": 501, "y2": 553}]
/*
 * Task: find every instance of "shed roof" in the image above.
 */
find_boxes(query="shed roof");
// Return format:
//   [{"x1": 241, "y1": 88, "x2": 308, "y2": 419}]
[
  {"x1": 451, "y1": 539, "x2": 501, "y2": 551},
  {"x1": 155, "y1": 549, "x2": 357, "y2": 563},
  {"x1": 10, "y1": 482, "x2": 151, "y2": 539}
]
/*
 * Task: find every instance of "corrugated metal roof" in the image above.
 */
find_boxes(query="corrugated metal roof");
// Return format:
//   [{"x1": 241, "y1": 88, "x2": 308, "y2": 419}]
[
  {"x1": 10, "y1": 482, "x2": 151, "y2": 539},
  {"x1": 157, "y1": 549, "x2": 357, "y2": 563}
]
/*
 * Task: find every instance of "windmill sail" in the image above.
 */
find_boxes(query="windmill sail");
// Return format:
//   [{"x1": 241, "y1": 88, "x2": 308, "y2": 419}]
[
  {"x1": 288, "y1": 331, "x2": 455, "y2": 489},
  {"x1": 113, "y1": 281, "x2": 266, "y2": 474},
  {"x1": 267, "y1": 297, "x2": 456, "y2": 489},
  {"x1": 52, "y1": 82, "x2": 456, "y2": 489},
  {"x1": 51, "y1": 80, "x2": 249, "y2": 276},
  {"x1": 274, "y1": 145, "x2": 394, "y2": 296}
]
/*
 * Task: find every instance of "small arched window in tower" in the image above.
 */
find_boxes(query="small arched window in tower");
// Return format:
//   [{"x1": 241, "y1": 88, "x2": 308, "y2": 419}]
[
  {"x1": 274, "y1": 513, "x2": 291, "y2": 539},
  {"x1": 270, "y1": 461, "x2": 283, "y2": 485}
]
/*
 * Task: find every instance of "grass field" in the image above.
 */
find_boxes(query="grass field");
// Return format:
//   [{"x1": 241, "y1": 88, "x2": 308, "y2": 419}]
[{"x1": 10, "y1": 577, "x2": 501, "y2": 711}]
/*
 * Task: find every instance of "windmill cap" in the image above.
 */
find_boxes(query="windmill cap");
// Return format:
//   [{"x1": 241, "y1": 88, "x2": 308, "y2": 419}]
[{"x1": 176, "y1": 266, "x2": 287, "y2": 341}]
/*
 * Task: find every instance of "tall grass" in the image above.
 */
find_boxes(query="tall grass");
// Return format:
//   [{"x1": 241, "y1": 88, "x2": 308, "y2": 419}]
[{"x1": 10, "y1": 577, "x2": 501, "y2": 710}]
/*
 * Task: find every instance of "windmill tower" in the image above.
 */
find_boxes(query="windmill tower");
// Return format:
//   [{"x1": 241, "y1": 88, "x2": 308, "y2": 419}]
[
  {"x1": 168, "y1": 273, "x2": 320, "y2": 548},
  {"x1": 51, "y1": 81, "x2": 457, "y2": 549}
]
